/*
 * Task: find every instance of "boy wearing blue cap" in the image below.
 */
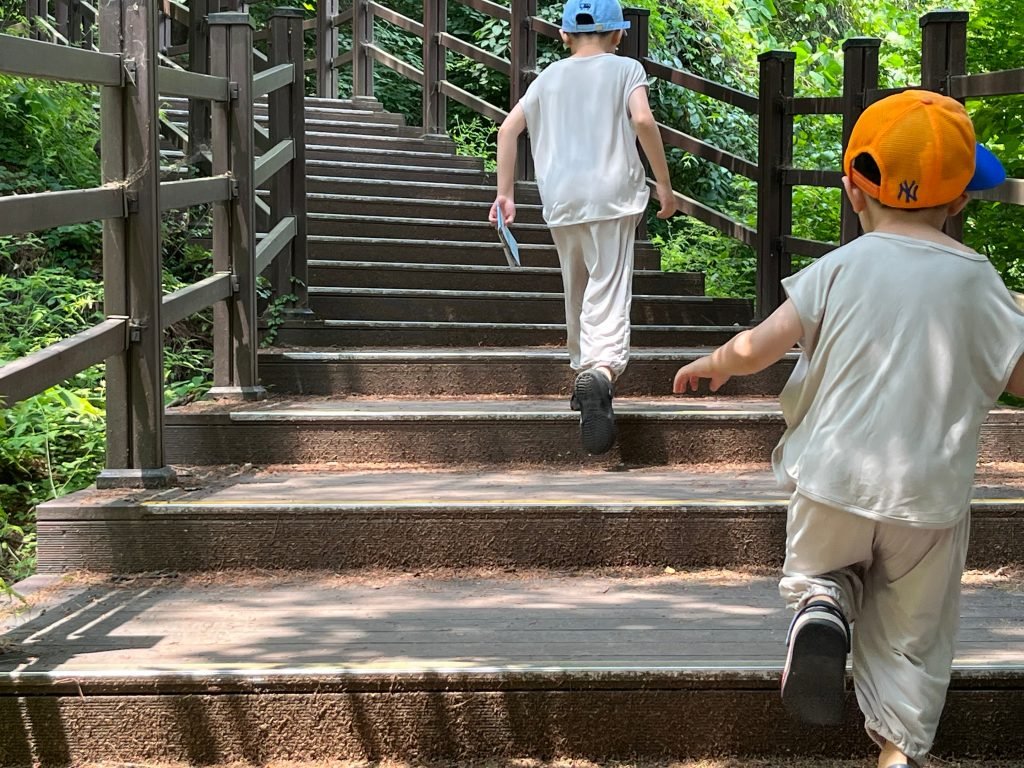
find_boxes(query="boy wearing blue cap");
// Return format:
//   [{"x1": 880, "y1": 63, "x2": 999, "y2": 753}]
[
  {"x1": 674, "y1": 89, "x2": 1023, "y2": 768},
  {"x1": 489, "y1": 0, "x2": 675, "y2": 455}
]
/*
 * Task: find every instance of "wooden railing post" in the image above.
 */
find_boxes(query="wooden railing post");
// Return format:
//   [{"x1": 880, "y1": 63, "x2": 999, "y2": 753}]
[
  {"x1": 96, "y1": 0, "x2": 175, "y2": 489},
  {"x1": 209, "y1": 11, "x2": 266, "y2": 401},
  {"x1": 509, "y1": 0, "x2": 536, "y2": 180},
  {"x1": 188, "y1": 0, "x2": 212, "y2": 158},
  {"x1": 840, "y1": 37, "x2": 880, "y2": 245},
  {"x1": 269, "y1": 7, "x2": 312, "y2": 316},
  {"x1": 422, "y1": 0, "x2": 447, "y2": 135},
  {"x1": 352, "y1": 0, "x2": 374, "y2": 99},
  {"x1": 755, "y1": 50, "x2": 795, "y2": 321},
  {"x1": 622, "y1": 7, "x2": 650, "y2": 239},
  {"x1": 316, "y1": 0, "x2": 339, "y2": 98},
  {"x1": 921, "y1": 9, "x2": 969, "y2": 241},
  {"x1": 620, "y1": 7, "x2": 649, "y2": 61}
]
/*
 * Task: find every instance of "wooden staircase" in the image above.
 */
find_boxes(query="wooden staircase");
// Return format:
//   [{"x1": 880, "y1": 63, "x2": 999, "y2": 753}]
[{"x1": 5, "y1": 98, "x2": 1024, "y2": 766}]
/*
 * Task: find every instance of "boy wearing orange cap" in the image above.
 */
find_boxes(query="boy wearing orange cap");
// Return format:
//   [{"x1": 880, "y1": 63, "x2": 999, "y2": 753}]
[{"x1": 673, "y1": 89, "x2": 1023, "y2": 768}]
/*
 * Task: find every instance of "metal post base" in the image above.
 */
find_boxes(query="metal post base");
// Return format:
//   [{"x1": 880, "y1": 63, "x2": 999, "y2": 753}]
[
  {"x1": 96, "y1": 466, "x2": 178, "y2": 490},
  {"x1": 205, "y1": 385, "x2": 268, "y2": 401}
]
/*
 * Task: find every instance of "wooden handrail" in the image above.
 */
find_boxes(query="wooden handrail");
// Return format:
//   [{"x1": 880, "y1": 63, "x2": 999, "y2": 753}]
[
  {"x1": 160, "y1": 176, "x2": 234, "y2": 212},
  {"x1": 0, "y1": 33, "x2": 122, "y2": 85},
  {"x1": 0, "y1": 317, "x2": 129, "y2": 407},
  {"x1": 162, "y1": 273, "x2": 234, "y2": 328},
  {"x1": 366, "y1": 43, "x2": 425, "y2": 85},
  {"x1": 0, "y1": 187, "x2": 125, "y2": 237},
  {"x1": 949, "y1": 68, "x2": 1024, "y2": 99},
  {"x1": 643, "y1": 58, "x2": 759, "y2": 114},
  {"x1": 454, "y1": 0, "x2": 511, "y2": 23},
  {"x1": 657, "y1": 124, "x2": 758, "y2": 181},
  {"x1": 438, "y1": 79, "x2": 507, "y2": 124},
  {"x1": 368, "y1": 2, "x2": 425, "y2": 38},
  {"x1": 438, "y1": 32, "x2": 511, "y2": 77},
  {"x1": 253, "y1": 62, "x2": 295, "y2": 99}
]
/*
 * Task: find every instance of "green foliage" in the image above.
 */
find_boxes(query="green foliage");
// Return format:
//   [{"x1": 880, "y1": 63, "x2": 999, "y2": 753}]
[
  {"x1": 0, "y1": 73, "x2": 215, "y2": 589},
  {"x1": 655, "y1": 217, "x2": 757, "y2": 298},
  {"x1": 963, "y1": 0, "x2": 1024, "y2": 292},
  {"x1": 448, "y1": 116, "x2": 498, "y2": 171}
]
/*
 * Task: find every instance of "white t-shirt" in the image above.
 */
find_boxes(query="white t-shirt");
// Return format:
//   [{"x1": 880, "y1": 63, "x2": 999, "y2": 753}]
[
  {"x1": 519, "y1": 53, "x2": 650, "y2": 227},
  {"x1": 773, "y1": 232, "x2": 1024, "y2": 527}
]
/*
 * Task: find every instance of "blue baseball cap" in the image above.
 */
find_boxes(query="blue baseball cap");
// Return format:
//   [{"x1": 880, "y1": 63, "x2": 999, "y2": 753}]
[
  {"x1": 967, "y1": 142, "x2": 1006, "y2": 191},
  {"x1": 561, "y1": 0, "x2": 630, "y2": 33}
]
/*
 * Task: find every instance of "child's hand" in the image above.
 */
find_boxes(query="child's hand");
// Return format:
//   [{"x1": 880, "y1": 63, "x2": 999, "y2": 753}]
[
  {"x1": 655, "y1": 181, "x2": 675, "y2": 219},
  {"x1": 673, "y1": 356, "x2": 731, "y2": 394},
  {"x1": 489, "y1": 196, "x2": 516, "y2": 226}
]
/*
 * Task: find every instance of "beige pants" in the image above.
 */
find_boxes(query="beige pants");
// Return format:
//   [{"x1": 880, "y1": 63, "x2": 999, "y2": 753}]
[
  {"x1": 549, "y1": 214, "x2": 640, "y2": 379},
  {"x1": 779, "y1": 493, "x2": 970, "y2": 765}
]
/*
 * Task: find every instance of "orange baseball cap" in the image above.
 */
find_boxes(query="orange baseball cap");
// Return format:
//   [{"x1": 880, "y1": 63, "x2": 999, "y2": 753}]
[{"x1": 843, "y1": 89, "x2": 1005, "y2": 209}]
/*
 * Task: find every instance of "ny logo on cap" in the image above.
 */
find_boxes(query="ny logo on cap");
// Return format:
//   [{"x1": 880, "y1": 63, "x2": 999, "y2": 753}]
[{"x1": 898, "y1": 180, "x2": 919, "y2": 203}]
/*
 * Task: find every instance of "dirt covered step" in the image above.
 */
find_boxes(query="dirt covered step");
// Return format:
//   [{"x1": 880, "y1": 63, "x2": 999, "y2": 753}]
[
  {"x1": 307, "y1": 214, "x2": 554, "y2": 244},
  {"x1": 305, "y1": 287, "x2": 751, "y2": 325},
  {"x1": 305, "y1": 144, "x2": 482, "y2": 169},
  {"x1": 4, "y1": 569, "x2": 1022, "y2": 763},
  {"x1": 302, "y1": 192, "x2": 547, "y2": 224},
  {"x1": 163, "y1": 396, "x2": 1024, "y2": 467},
  {"x1": 36, "y1": 465, "x2": 1024, "y2": 572},
  {"x1": 306, "y1": 260, "x2": 702, "y2": 294},
  {"x1": 271, "y1": 319, "x2": 744, "y2": 348},
  {"x1": 306, "y1": 176, "x2": 544, "y2": 204},
  {"x1": 257, "y1": 346, "x2": 788, "y2": 397},
  {"x1": 306, "y1": 237, "x2": 662, "y2": 270},
  {"x1": 304, "y1": 158, "x2": 488, "y2": 184}
]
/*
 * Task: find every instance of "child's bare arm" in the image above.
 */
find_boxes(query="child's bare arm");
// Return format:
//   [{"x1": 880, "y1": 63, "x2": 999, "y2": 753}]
[
  {"x1": 628, "y1": 86, "x2": 674, "y2": 219},
  {"x1": 673, "y1": 300, "x2": 803, "y2": 393},
  {"x1": 489, "y1": 104, "x2": 527, "y2": 225}
]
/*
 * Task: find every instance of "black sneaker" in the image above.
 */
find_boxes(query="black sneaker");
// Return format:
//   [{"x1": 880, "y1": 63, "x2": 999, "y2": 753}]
[
  {"x1": 781, "y1": 599, "x2": 851, "y2": 725},
  {"x1": 573, "y1": 370, "x2": 616, "y2": 455}
]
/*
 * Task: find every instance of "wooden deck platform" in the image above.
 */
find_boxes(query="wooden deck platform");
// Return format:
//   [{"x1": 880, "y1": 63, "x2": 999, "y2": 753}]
[{"x1": 1, "y1": 570, "x2": 1022, "y2": 764}]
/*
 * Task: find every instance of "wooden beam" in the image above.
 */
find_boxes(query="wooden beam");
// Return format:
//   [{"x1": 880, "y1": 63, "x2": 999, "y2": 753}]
[
  {"x1": 0, "y1": 317, "x2": 127, "y2": 408},
  {"x1": 0, "y1": 186, "x2": 124, "y2": 236},
  {"x1": 0, "y1": 33, "x2": 122, "y2": 85},
  {"x1": 162, "y1": 273, "x2": 233, "y2": 327}
]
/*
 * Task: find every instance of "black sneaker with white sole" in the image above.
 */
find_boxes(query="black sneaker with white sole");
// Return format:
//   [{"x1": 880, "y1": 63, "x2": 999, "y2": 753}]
[
  {"x1": 573, "y1": 370, "x2": 616, "y2": 455},
  {"x1": 781, "y1": 599, "x2": 851, "y2": 725}
]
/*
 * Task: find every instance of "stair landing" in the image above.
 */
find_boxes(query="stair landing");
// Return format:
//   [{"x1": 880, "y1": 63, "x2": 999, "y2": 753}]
[{"x1": 2, "y1": 568, "x2": 1022, "y2": 763}]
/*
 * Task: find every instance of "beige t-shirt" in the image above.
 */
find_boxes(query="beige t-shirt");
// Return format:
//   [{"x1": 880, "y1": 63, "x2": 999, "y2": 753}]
[
  {"x1": 519, "y1": 53, "x2": 650, "y2": 227},
  {"x1": 773, "y1": 232, "x2": 1024, "y2": 527}
]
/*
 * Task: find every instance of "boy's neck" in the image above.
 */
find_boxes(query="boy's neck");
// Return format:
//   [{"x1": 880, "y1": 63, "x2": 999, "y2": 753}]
[
  {"x1": 570, "y1": 40, "x2": 617, "y2": 57},
  {"x1": 860, "y1": 207, "x2": 970, "y2": 252}
]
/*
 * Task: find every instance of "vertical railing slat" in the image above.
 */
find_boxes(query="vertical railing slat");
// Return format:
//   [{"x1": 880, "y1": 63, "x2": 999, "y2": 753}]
[
  {"x1": 209, "y1": 11, "x2": 267, "y2": 401},
  {"x1": 921, "y1": 10, "x2": 970, "y2": 242},
  {"x1": 97, "y1": 0, "x2": 176, "y2": 489},
  {"x1": 840, "y1": 37, "x2": 880, "y2": 245},
  {"x1": 755, "y1": 51, "x2": 795, "y2": 320}
]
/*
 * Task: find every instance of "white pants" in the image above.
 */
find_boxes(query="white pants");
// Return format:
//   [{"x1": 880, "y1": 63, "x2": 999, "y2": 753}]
[
  {"x1": 779, "y1": 493, "x2": 970, "y2": 765},
  {"x1": 549, "y1": 214, "x2": 640, "y2": 379}
]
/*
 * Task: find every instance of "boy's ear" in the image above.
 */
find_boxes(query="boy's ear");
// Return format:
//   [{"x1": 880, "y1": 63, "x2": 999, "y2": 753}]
[
  {"x1": 559, "y1": 30, "x2": 571, "y2": 47},
  {"x1": 841, "y1": 175, "x2": 868, "y2": 214},
  {"x1": 947, "y1": 192, "x2": 970, "y2": 217},
  {"x1": 612, "y1": 29, "x2": 624, "y2": 46}
]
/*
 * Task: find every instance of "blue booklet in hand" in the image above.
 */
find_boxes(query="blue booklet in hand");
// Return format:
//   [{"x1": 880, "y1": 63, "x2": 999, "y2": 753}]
[{"x1": 496, "y1": 203, "x2": 521, "y2": 267}]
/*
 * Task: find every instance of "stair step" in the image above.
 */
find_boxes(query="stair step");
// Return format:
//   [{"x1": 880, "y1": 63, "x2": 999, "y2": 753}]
[
  {"x1": 306, "y1": 260, "x2": 703, "y2": 294},
  {"x1": 4, "y1": 570, "x2": 1021, "y2": 762},
  {"x1": 161, "y1": 95, "x2": 386, "y2": 112},
  {"x1": 307, "y1": 176, "x2": 544, "y2": 204},
  {"x1": 38, "y1": 465, "x2": 1024, "y2": 571},
  {"x1": 164, "y1": 107, "x2": 405, "y2": 127},
  {"x1": 273, "y1": 320, "x2": 745, "y2": 347},
  {"x1": 164, "y1": 397, "x2": 1024, "y2": 467},
  {"x1": 307, "y1": 237, "x2": 662, "y2": 270},
  {"x1": 303, "y1": 192, "x2": 546, "y2": 224},
  {"x1": 306, "y1": 159, "x2": 488, "y2": 183},
  {"x1": 307, "y1": 213, "x2": 554, "y2": 244},
  {"x1": 257, "y1": 347, "x2": 788, "y2": 397},
  {"x1": 305, "y1": 144, "x2": 481, "y2": 169},
  {"x1": 305, "y1": 287, "x2": 752, "y2": 325}
]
